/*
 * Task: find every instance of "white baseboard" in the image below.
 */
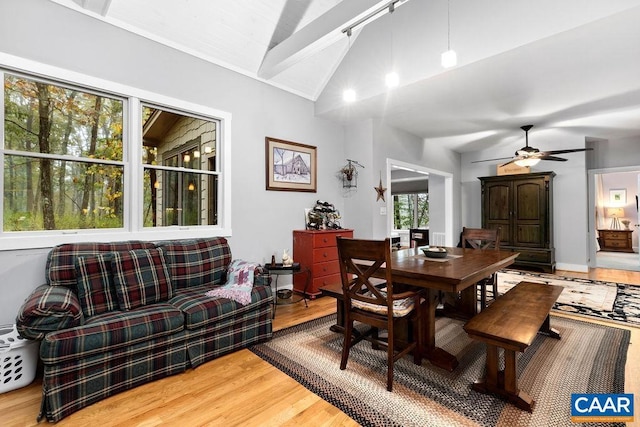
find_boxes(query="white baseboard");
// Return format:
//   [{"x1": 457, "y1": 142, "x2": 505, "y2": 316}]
[{"x1": 556, "y1": 263, "x2": 589, "y2": 273}]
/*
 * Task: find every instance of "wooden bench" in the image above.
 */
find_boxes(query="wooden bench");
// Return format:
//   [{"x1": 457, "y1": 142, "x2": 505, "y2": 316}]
[{"x1": 463, "y1": 281, "x2": 563, "y2": 412}]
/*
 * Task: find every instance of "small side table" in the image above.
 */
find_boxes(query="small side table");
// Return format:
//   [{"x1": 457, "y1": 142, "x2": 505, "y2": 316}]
[{"x1": 264, "y1": 263, "x2": 309, "y2": 318}]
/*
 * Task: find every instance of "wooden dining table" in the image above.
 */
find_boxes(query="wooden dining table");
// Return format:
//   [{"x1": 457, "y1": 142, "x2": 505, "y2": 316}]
[{"x1": 380, "y1": 246, "x2": 519, "y2": 372}]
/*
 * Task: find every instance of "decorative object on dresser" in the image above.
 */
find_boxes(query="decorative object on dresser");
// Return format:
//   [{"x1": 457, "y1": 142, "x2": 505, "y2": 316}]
[
  {"x1": 597, "y1": 229, "x2": 634, "y2": 253},
  {"x1": 606, "y1": 206, "x2": 624, "y2": 229},
  {"x1": 306, "y1": 200, "x2": 341, "y2": 230},
  {"x1": 480, "y1": 172, "x2": 555, "y2": 272},
  {"x1": 293, "y1": 229, "x2": 354, "y2": 298}
]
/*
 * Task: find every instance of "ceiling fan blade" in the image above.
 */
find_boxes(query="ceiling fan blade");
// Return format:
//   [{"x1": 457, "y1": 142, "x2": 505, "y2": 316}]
[
  {"x1": 541, "y1": 148, "x2": 594, "y2": 156},
  {"x1": 538, "y1": 155, "x2": 568, "y2": 162},
  {"x1": 471, "y1": 156, "x2": 514, "y2": 163},
  {"x1": 499, "y1": 158, "x2": 519, "y2": 168}
]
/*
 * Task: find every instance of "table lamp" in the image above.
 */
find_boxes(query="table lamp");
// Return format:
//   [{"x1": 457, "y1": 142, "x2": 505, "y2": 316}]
[{"x1": 606, "y1": 207, "x2": 624, "y2": 229}]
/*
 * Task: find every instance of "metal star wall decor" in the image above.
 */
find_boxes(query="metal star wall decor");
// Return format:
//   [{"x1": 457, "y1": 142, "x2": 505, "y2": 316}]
[{"x1": 374, "y1": 173, "x2": 387, "y2": 202}]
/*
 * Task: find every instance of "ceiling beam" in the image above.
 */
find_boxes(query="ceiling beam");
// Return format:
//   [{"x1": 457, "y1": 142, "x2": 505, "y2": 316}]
[
  {"x1": 72, "y1": 0, "x2": 112, "y2": 16},
  {"x1": 258, "y1": 0, "x2": 396, "y2": 80}
]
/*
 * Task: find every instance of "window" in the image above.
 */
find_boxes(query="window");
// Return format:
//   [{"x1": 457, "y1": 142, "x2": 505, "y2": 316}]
[
  {"x1": 393, "y1": 193, "x2": 429, "y2": 229},
  {"x1": 3, "y1": 73, "x2": 124, "y2": 231},
  {"x1": 141, "y1": 106, "x2": 219, "y2": 227},
  {"x1": 1, "y1": 62, "x2": 230, "y2": 249}
]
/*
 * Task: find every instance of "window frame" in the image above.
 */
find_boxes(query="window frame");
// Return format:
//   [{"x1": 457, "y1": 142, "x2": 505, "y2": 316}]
[
  {"x1": 0, "y1": 53, "x2": 232, "y2": 251},
  {"x1": 393, "y1": 191, "x2": 429, "y2": 230}
]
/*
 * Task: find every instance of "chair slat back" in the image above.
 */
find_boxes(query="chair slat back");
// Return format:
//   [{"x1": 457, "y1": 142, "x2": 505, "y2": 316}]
[
  {"x1": 336, "y1": 237, "x2": 394, "y2": 309},
  {"x1": 461, "y1": 227, "x2": 500, "y2": 250}
]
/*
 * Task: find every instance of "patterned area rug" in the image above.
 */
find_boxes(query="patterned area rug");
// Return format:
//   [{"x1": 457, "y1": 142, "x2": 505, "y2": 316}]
[
  {"x1": 250, "y1": 315, "x2": 629, "y2": 427},
  {"x1": 497, "y1": 270, "x2": 640, "y2": 326}
]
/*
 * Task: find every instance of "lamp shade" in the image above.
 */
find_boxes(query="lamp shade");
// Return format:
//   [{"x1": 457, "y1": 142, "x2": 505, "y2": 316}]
[{"x1": 606, "y1": 207, "x2": 624, "y2": 218}]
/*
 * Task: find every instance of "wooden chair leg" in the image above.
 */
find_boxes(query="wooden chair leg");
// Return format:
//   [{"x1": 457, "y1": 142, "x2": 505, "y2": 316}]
[
  {"x1": 340, "y1": 321, "x2": 352, "y2": 370},
  {"x1": 387, "y1": 325, "x2": 394, "y2": 391},
  {"x1": 491, "y1": 275, "x2": 498, "y2": 303},
  {"x1": 480, "y1": 282, "x2": 487, "y2": 311}
]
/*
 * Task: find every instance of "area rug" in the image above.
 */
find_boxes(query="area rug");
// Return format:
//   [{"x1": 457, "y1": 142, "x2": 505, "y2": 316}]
[
  {"x1": 250, "y1": 315, "x2": 629, "y2": 427},
  {"x1": 497, "y1": 270, "x2": 640, "y2": 326}
]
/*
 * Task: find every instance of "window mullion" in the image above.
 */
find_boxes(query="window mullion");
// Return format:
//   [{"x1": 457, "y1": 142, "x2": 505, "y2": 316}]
[{"x1": 128, "y1": 97, "x2": 141, "y2": 231}]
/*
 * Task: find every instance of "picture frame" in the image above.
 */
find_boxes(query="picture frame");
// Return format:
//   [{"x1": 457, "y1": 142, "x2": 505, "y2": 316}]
[
  {"x1": 609, "y1": 189, "x2": 626, "y2": 205},
  {"x1": 265, "y1": 137, "x2": 317, "y2": 192}
]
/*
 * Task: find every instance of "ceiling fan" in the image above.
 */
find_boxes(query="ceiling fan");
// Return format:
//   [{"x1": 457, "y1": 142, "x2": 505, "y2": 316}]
[{"x1": 473, "y1": 125, "x2": 593, "y2": 167}]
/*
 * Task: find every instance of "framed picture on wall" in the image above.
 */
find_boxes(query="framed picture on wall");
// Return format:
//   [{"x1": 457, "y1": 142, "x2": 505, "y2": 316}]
[
  {"x1": 265, "y1": 137, "x2": 317, "y2": 192},
  {"x1": 609, "y1": 188, "x2": 626, "y2": 204}
]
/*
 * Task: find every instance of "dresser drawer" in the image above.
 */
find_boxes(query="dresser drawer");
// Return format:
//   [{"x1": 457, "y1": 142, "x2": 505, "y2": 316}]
[
  {"x1": 311, "y1": 260, "x2": 340, "y2": 277},
  {"x1": 600, "y1": 231, "x2": 627, "y2": 240},
  {"x1": 603, "y1": 239, "x2": 628, "y2": 248},
  {"x1": 312, "y1": 246, "x2": 338, "y2": 263},
  {"x1": 311, "y1": 273, "x2": 342, "y2": 290},
  {"x1": 514, "y1": 249, "x2": 551, "y2": 263},
  {"x1": 312, "y1": 230, "x2": 353, "y2": 248}
]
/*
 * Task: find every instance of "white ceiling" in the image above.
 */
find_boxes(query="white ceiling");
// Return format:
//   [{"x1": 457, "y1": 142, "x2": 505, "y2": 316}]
[{"x1": 53, "y1": 0, "x2": 640, "y2": 152}]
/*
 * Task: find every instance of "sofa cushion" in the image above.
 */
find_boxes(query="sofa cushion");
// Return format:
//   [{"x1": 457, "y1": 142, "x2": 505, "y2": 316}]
[
  {"x1": 112, "y1": 248, "x2": 173, "y2": 310},
  {"x1": 75, "y1": 253, "x2": 119, "y2": 317},
  {"x1": 40, "y1": 303, "x2": 184, "y2": 363},
  {"x1": 169, "y1": 284, "x2": 273, "y2": 330},
  {"x1": 156, "y1": 237, "x2": 231, "y2": 289},
  {"x1": 46, "y1": 241, "x2": 156, "y2": 288},
  {"x1": 16, "y1": 284, "x2": 84, "y2": 340}
]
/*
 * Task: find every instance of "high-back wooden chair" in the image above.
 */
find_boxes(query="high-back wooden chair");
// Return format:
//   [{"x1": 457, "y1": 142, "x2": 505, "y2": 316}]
[
  {"x1": 336, "y1": 237, "x2": 423, "y2": 392},
  {"x1": 461, "y1": 227, "x2": 501, "y2": 311}
]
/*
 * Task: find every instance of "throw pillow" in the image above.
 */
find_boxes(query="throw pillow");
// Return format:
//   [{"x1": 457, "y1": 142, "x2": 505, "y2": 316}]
[
  {"x1": 111, "y1": 248, "x2": 173, "y2": 310},
  {"x1": 205, "y1": 259, "x2": 258, "y2": 305},
  {"x1": 75, "y1": 253, "x2": 119, "y2": 317}
]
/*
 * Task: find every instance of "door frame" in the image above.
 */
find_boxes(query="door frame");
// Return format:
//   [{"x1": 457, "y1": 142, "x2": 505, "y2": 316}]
[
  {"x1": 587, "y1": 165, "x2": 640, "y2": 268},
  {"x1": 386, "y1": 158, "x2": 454, "y2": 246}
]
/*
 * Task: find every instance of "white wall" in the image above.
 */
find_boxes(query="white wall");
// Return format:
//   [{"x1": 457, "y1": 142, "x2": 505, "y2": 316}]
[
  {"x1": 0, "y1": 0, "x2": 347, "y2": 324},
  {"x1": 372, "y1": 121, "x2": 461, "y2": 243}
]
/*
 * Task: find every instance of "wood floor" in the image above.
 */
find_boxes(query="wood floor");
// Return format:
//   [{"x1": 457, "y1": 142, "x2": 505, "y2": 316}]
[{"x1": 1, "y1": 268, "x2": 638, "y2": 427}]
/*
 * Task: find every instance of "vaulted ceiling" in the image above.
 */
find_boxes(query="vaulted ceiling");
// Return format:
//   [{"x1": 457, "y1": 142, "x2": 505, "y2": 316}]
[{"x1": 55, "y1": 0, "x2": 640, "y2": 152}]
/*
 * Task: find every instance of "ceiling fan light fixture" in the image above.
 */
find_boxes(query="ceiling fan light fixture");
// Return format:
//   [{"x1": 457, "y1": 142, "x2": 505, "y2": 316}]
[{"x1": 514, "y1": 157, "x2": 541, "y2": 167}]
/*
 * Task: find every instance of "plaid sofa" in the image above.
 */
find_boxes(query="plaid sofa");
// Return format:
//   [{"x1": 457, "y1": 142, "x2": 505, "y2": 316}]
[{"x1": 15, "y1": 237, "x2": 273, "y2": 423}]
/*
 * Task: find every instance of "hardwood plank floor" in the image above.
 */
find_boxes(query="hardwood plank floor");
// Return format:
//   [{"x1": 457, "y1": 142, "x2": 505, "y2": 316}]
[{"x1": 1, "y1": 269, "x2": 638, "y2": 427}]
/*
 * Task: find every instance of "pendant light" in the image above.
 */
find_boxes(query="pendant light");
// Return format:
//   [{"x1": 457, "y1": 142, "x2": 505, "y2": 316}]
[
  {"x1": 385, "y1": 2, "x2": 399, "y2": 89},
  {"x1": 441, "y1": 0, "x2": 457, "y2": 68},
  {"x1": 343, "y1": 29, "x2": 356, "y2": 103}
]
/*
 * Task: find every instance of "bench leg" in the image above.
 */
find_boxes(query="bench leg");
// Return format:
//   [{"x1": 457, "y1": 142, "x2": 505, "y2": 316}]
[
  {"x1": 540, "y1": 314, "x2": 561, "y2": 339},
  {"x1": 472, "y1": 345, "x2": 535, "y2": 412}
]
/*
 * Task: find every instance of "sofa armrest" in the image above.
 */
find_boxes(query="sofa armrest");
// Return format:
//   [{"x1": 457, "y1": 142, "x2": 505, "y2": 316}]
[
  {"x1": 253, "y1": 265, "x2": 271, "y2": 287},
  {"x1": 16, "y1": 284, "x2": 84, "y2": 340}
]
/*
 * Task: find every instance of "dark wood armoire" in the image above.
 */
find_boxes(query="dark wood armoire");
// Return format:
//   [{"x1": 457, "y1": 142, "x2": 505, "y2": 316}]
[{"x1": 479, "y1": 172, "x2": 555, "y2": 272}]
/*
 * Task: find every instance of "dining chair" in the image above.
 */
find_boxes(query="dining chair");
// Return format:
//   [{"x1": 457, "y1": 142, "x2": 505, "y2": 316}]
[
  {"x1": 461, "y1": 227, "x2": 501, "y2": 311},
  {"x1": 409, "y1": 228, "x2": 429, "y2": 248},
  {"x1": 336, "y1": 236, "x2": 424, "y2": 392}
]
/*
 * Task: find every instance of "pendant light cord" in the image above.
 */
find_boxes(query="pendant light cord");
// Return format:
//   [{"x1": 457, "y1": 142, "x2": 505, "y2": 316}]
[{"x1": 447, "y1": 0, "x2": 451, "y2": 50}]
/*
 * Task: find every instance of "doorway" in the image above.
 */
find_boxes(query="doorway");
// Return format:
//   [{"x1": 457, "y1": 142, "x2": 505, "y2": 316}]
[
  {"x1": 588, "y1": 166, "x2": 640, "y2": 271},
  {"x1": 386, "y1": 159, "x2": 454, "y2": 246}
]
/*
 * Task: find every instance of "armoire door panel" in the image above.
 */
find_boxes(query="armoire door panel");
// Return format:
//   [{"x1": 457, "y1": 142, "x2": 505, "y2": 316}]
[
  {"x1": 515, "y1": 182, "x2": 542, "y2": 220},
  {"x1": 487, "y1": 185, "x2": 510, "y2": 221},
  {"x1": 515, "y1": 225, "x2": 542, "y2": 246}
]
